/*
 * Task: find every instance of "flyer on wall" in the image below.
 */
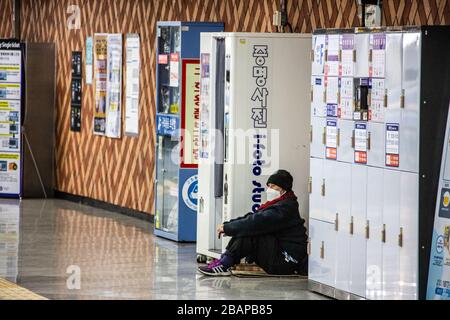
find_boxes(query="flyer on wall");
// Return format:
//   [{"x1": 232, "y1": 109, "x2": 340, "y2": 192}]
[
  {"x1": 0, "y1": 39, "x2": 22, "y2": 196},
  {"x1": 93, "y1": 34, "x2": 108, "y2": 136},
  {"x1": 427, "y1": 104, "x2": 450, "y2": 300},
  {"x1": 125, "y1": 34, "x2": 140, "y2": 137},
  {"x1": 105, "y1": 34, "x2": 123, "y2": 139},
  {"x1": 86, "y1": 37, "x2": 93, "y2": 85}
]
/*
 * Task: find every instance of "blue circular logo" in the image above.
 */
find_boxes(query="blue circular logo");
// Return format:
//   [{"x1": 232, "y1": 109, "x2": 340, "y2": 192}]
[{"x1": 182, "y1": 175, "x2": 198, "y2": 211}]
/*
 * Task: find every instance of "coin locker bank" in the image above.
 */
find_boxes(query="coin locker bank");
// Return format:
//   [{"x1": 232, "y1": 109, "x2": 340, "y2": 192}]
[
  {"x1": 308, "y1": 26, "x2": 450, "y2": 300},
  {"x1": 154, "y1": 22, "x2": 224, "y2": 242},
  {"x1": 196, "y1": 33, "x2": 312, "y2": 260}
]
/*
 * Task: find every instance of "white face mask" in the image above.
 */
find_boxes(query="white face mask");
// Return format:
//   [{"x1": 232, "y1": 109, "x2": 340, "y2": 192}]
[{"x1": 266, "y1": 188, "x2": 281, "y2": 202}]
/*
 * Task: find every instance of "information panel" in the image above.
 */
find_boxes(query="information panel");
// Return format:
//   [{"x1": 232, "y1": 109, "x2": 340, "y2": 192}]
[
  {"x1": 427, "y1": 104, "x2": 450, "y2": 300},
  {"x1": 0, "y1": 40, "x2": 21, "y2": 196}
]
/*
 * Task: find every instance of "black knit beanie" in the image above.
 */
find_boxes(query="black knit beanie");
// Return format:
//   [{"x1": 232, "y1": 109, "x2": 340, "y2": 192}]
[{"x1": 267, "y1": 170, "x2": 293, "y2": 192}]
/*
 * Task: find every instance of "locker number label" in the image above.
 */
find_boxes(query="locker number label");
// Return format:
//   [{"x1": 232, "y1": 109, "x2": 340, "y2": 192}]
[
  {"x1": 386, "y1": 124, "x2": 400, "y2": 168},
  {"x1": 326, "y1": 120, "x2": 338, "y2": 160},
  {"x1": 355, "y1": 123, "x2": 367, "y2": 164}
]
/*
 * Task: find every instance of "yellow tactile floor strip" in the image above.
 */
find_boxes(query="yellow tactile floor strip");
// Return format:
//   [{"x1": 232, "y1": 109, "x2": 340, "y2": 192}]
[{"x1": 0, "y1": 278, "x2": 48, "y2": 300}]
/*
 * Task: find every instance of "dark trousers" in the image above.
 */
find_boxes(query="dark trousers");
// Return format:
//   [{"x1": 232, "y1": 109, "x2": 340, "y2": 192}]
[{"x1": 225, "y1": 235, "x2": 307, "y2": 275}]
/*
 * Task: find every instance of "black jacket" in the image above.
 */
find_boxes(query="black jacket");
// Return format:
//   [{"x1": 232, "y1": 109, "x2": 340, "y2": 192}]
[{"x1": 223, "y1": 195, "x2": 308, "y2": 261}]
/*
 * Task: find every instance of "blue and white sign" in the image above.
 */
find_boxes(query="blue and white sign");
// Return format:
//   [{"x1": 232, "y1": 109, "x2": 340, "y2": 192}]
[
  {"x1": 427, "y1": 104, "x2": 450, "y2": 300},
  {"x1": 182, "y1": 174, "x2": 198, "y2": 211},
  {"x1": 156, "y1": 114, "x2": 179, "y2": 137}
]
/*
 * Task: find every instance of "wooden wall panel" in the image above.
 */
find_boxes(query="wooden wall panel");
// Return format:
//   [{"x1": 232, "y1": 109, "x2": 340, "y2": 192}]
[
  {"x1": 16, "y1": 0, "x2": 450, "y2": 215},
  {"x1": 0, "y1": 0, "x2": 13, "y2": 38}
]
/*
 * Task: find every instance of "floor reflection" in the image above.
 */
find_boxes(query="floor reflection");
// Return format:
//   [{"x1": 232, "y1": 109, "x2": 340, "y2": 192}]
[
  {"x1": 0, "y1": 200, "x2": 20, "y2": 283},
  {"x1": 0, "y1": 199, "x2": 326, "y2": 300}
]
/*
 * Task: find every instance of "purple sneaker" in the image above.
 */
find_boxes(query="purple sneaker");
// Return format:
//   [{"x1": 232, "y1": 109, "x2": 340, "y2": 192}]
[{"x1": 198, "y1": 259, "x2": 232, "y2": 277}]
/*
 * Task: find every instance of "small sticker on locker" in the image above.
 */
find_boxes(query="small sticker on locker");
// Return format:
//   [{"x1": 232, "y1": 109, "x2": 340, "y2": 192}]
[
  {"x1": 327, "y1": 104, "x2": 338, "y2": 117},
  {"x1": 386, "y1": 124, "x2": 400, "y2": 167},
  {"x1": 354, "y1": 123, "x2": 368, "y2": 164}
]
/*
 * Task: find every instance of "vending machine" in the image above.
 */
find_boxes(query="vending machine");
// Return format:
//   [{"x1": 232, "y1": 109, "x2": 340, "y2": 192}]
[
  {"x1": 0, "y1": 39, "x2": 56, "y2": 199},
  {"x1": 308, "y1": 26, "x2": 450, "y2": 300},
  {"x1": 154, "y1": 22, "x2": 224, "y2": 242},
  {"x1": 197, "y1": 33, "x2": 312, "y2": 260}
]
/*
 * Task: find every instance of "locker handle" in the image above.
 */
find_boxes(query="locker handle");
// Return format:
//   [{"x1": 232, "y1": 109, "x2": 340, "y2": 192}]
[
  {"x1": 310, "y1": 125, "x2": 313, "y2": 143},
  {"x1": 338, "y1": 49, "x2": 342, "y2": 62},
  {"x1": 369, "y1": 49, "x2": 373, "y2": 62},
  {"x1": 350, "y1": 216, "x2": 354, "y2": 235},
  {"x1": 384, "y1": 90, "x2": 388, "y2": 108},
  {"x1": 308, "y1": 177, "x2": 312, "y2": 194},
  {"x1": 351, "y1": 130, "x2": 356, "y2": 149},
  {"x1": 322, "y1": 127, "x2": 327, "y2": 146},
  {"x1": 335, "y1": 213, "x2": 339, "y2": 232},
  {"x1": 310, "y1": 49, "x2": 315, "y2": 62},
  {"x1": 337, "y1": 128, "x2": 341, "y2": 147},
  {"x1": 368, "y1": 89, "x2": 372, "y2": 106},
  {"x1": 307, "y1": 238, "x2": 312, "y2": 255},
  {"x1": 320, "y1": 241, "x2": 325, "y2": 259},
  {"x1": 400, "y1": 90, "x2": 406, "y2": 109},
  {"x1": 311, "y1": 86, "x2": 314, "y2": 102},
  {"x1": 325, "y1": 49, "x2": 329, "y2": 62},
  {"x1": 382, "y1": 224, "x2": 386, "y2": 243},
  {"x1": 338, "y1": 91, "x2": 341, "y2": 105},
  {"x1": 399, "y1": 227, "x2": 404, "y2": 248},
  {"x1": 353, "y1": 49, "x2": 356, "y2": 63},
  {"x1": 365, "y1": 221, "x2": 370, "y2": 239},
  {"x1": 321, "y1": 179, "x2": 326, "y2": 197},
  {"x1": 323, "y1": 89, "x2": 327, "y2": 103},
  {"x1": 367, "y1": 132, "x2": 372, "y2": 151},
  {"x1": 199, "y1": 197, "x2": 204, "y2": 214}
]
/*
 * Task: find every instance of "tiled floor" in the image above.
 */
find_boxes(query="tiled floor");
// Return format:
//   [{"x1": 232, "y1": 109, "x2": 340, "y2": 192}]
[{"x1": 0, "y1": 199, "x2": 326, "y2": 300}]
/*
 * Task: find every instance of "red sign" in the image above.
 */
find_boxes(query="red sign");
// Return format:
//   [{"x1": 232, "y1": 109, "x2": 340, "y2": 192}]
[
  {"x1": 158, "y1": 54, "x2": 168, "y2": 64},
  {"x1": 386, "y1": 154, "x2": 400, "y2": 168},
  {"x1": 180, "y1": 59, "x2": 201, "y2": 169},
  {"x1": 355, "y1": 151, "x2": 367, "y2": 164},
  {"x1": 326, "y1": 147, "x2": 337, "y2": 160}
]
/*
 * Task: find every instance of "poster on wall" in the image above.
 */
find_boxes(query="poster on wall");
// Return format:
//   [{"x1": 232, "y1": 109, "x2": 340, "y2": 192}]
[
  {"x1": 71, "y1": 51, "x2": 82, "y2": 132},
  {"x1": 181, "y1": 59, "x2": 200, "y2": 168},
  {"x1": 93, "y1": 34, "x2": 108, "y2": 136},
  {"x1": 125, "y1": 34, "x2": 140, "y2": 137},
  {"x1": 85, "y1": 37, "x2": 93, "y2": 85},
  {"x1": 427, "y1": 104, "x2": 450, "y2": 300},
  {"x1": 105, "y1": 34, "x2": 122, "y2": 139},
  {"x1": 0, "y1": 40, "x2": 22, "y2": 197}
]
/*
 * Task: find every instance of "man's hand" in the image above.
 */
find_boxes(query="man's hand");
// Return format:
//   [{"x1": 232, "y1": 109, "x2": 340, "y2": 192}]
[{"x1": 217, "y1": 224, "x2": 225, "y2": 239}]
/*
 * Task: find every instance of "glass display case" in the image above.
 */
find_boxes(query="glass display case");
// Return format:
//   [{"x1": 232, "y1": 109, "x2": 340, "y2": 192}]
[{"x1": 154, "y1": 22, "x2": 224, "y2": 242}]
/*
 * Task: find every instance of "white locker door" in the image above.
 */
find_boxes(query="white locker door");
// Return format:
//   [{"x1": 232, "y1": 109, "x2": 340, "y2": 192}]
[
  {"x1": 310, "y1": 158, "x2": 325, "y2": 222},
  {"x1": 334, "y1": 162, "x2": 352, "y2": 293},
  {"x1": 326, "y1": 76, "x2": 340, "y2": 105},
  {"x1": 355, "y1": 33, "x2": 370, "y2": 78},
  {"x1": 309, "y1": 219, "x2": 336, "y2": 287},
  {"x1": 382, "y1": 169, "x2": 401, "y2": 300},
  {"x1": 366, "y1": 167, "x2": 384, "y2": 300},
  {"x1": 385, "y1": 33, "x2": 403, "y2": 112},
  {"x1": 322, "y1": 160, "x2": 342, "y2": 224},
  {"x1": 337, "y1": 119, "x2": 354, "y2": 164},
  {"x1": 350, "y1": 165, "x2": 368, "y2": 298},
  {"x1": 326, "y1": 34, "x2": 340, "y2": 78},
  {"x1": 399, "y1": 172, "x2": 419, "y2": 300},
  {"x1": 312, "y1": 76, "x2": 326, "y2": 117},
  {"x1": 312, "y1": 34, "x2": 326, "y2": 76},
  {"x1": 401, "y1": 32, "x2": 421, "y2": 174},
  {"x1": 367, "y1": 121, "x2": 385, "y2": 169},
  {"x1": 339, "y1": 77, "x2": 355, "y2": 120},
  {"x1": 311, "y1": 116, "x2": 326, "y2": 159}
]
